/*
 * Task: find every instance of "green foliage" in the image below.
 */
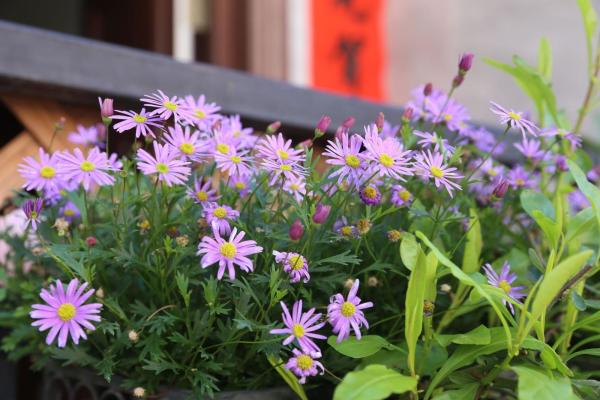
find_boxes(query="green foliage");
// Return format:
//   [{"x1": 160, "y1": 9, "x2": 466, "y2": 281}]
[
  {"x1": 512, "y1": 364, "x2": 578, "y2": 400},
  {"x1": 577, "y1": 0, "x2": 598, "y2": 77},
  {"x1": 328, "y1": 335, "x2": 397, "y2": 359},
  {"x1": 333, "y1": 364, "x2": 416, "y2": 400}
]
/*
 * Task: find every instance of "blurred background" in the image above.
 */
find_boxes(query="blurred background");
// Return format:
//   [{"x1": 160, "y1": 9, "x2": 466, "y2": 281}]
[{"x1": 0, "y1": 0, "x2": 595, "y2": 137}]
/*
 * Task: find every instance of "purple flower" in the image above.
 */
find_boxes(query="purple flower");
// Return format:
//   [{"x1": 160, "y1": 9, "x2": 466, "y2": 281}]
[
  {"x1": 380, "y1": 120, "x2": 400, "y2": 139},
  {"x1": 283, "y1": 177, "x2": 307, "y2": 203},
  {"x1": 315, "y1": 115, "x2": 331, "y2": 137},
  {"x1": 136, "y1": 142, "x2": 191, "y2": 186},
  {"x1": 67, "y1": 124, "x2": 105, "y2": 148},
  {"x1": 430, "y1": 98, "x2": 471, "y2": 132},
  {"x1": 390, "y1": 185, "x2": 413, "y2": 207},
  {"x1": 59, "y1": 201, "x2": 80, "y2": 222},
  {"x1": 514, "y1": 137, "x2": 544, "y2": 161},
  {"x1": 492, "y1": 178, "x2": 509, "y2": 199},
  {"x1": 270, "y1": 300, "x2": 326, "y2": 352},
  {"x1": 322, "y1": 131, "x2": 365, "y2": 188},
  {"x1": 98, "y1": 97, "x2": 114, "y2": 119},
  {"x1": 289, "y1": 219, "x2": 304, "y2": 241},
  {"x1": 228, "y1": 174, "x2": 251, "y2": 197},
  {"x1": 414, "y1": 130, "x2": 455, "y2": 155},
  {"x1": 223, "y1": 115, "x2": 257, "y2": 149},
  {"x1": 362, "y1": 125, "x2": 413, "y2": 180},
  {"x1": 163, "y1": 125, "x2": 206, "y2": 160},
  {"x1": 489, "y1": 102, "x2": 538, "y2": 138},
  {"x1": 262, "y1": 158, "x2": 307, "y2": 186},
  {"x1": 215, "y1": 149, "x2": 253, "y2": 177},
  {"x1": 328, "y1": 279, "x2": 373, "y2": 343},
  {"x1": 112, "y1": 108, "x2": 163, "y2": 138},
  {"x1": 458, "y1": 53, "x2": 474, "y2": 72},
  {"x1": 506, "y1": 165, "x2": 537, "y2": 189},
  {"x1": 541, "y1": 127, "x2": 582, "y2": 150},
  {"x1": 140, "y1": 90, "x2": 194, "y2": 123},
  {"x1": 463, "y1": 126, "x2": 506, "y2": 155},
  {"x1": 359, "y1": 185, "x2": 382, "y2": 205},
  {"x1": 30, "y1": 279, "x2": 102, "y2": 347},
  {"x1": 22, "y1": 198, "x2": 43, "y2": 231},
  {"x1": 285, "y1": 349, "x2": 324, "y2": 384},
  {"x1": 312, "y1": 204, "x2": 331, "y2": 224},
  {"x1": 334, "y1": 216, "x2": 358, "y2": 238},
  {"x1": 273, "y1": 251, "x2": 310, "y2": 283},
  {"x1": 18, "y1": 148, "x2": 63, "y2": 193},
  {"x1": 413, "y1": 150, "x2": 463, "y2": 197},
  {"x1": 183, "y1": 94, "x2": 221, "y2": 129},
  {"x1": 203, "y1": 203, "x2": 239, "y2": 235},
  {"x1": 482, "y1": 262, "x2": 526, "y2": 314},
  {"x1": 197, "y1": 227, "x2": 263, "y2": 280},
  {"x1": 569, "y1": 190, "x2": 590, "y2": 213},
  {"x1": 58, "y1": 147, "x2": 116, "y2": 191},
  {"x1": 187, "y1": 178, "x2": 219, "y2": 205},
  {"x1": 256, "y1": 133, "x2": 305, "y2": 165}
]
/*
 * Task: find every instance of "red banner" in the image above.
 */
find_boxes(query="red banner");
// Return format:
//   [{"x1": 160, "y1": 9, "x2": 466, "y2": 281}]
[{"x1": 311, "y1": 0, "x2": 385, "y2": 101}]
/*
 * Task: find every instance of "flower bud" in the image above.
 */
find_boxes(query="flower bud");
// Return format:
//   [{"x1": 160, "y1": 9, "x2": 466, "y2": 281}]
[
  {"x1": 423, "y1": 82, "x2": 433, "y2": 97},
  {"x1": 423, "y1": 300, "x2": 435, "y2": 316},
  {"x1": 440, "y1": 283, "x2": 452, "y2": 293},
  {"x1": 315, "y1": 115, "x2": 331, "y2": 138},
  {"x1": 375, "y1": 112, "x2": 385, "y2": 132},
  {"x1": 452, "y1": 74, "x2": 464, "y2": 88},
  {"x1": 387, "y1": 229, "x2": 402, "y2": 243},
  {"x1": 85, "y1": 236, "x2": 97, "y2": 247},
  {"x1": 312, "y1": 204, "x2": 331, "y2": 224},
  {"x1": 98, "y1": 97, "x2": 114, "y2": 119},
  {"x1": 297, "y1": 139, "x2": 312, "y2": 149},
  {"x1": 367, "y1": 276, "x2": 379, "y2": 287},
  {"x1": 341, "y1": 116, "x2": 355, "y2": 130},
  {"x1": 458, "y1": 53, "x2": 474, "y2": 73},
  {"x1": 96, "y1": 287, "x2": 105, "y2": 299},
  {"x1": 133, "y1": 387, "x2": 146, "y2": 398},
  {"x1": 289, "y1": 219, "x2": 304, "y2": 241},
  {"x1": 402, "y1": 107, "x2": 414, "y2": 123},
  {"x1": 266, "y1": 120, "x2": 281, "y2": 134},
  {"x1": 492, "y1": 178, "x2": 509, "y2": 199},
  {"x1": 356, "y1": 218, "x2": 372, "y2": 235},
  {"x1": 344, "y1": 278, "x2": 355, "y2": 290},
  {"x1": 175, "y1": 235, "x2": 189, "y2": 247},
  {"x1": 128, "y1": 330, "x2": 140, "y2": 343}
]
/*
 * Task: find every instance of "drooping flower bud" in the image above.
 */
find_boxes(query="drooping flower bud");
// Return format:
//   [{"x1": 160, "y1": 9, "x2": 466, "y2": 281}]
[
  {"x1": 315, "y1": 115, "x2": 331, "y2": 138},
  {"x1": 312, "y1": 204, "x2": 331, "y2": 224},
  {"x1": 98, "y1": 97, "x2": 114, "y2": 123},
  {"x1": 458, "y1": 53, "x2": 474, "y2": 73},
  {"x1": 492, "y1": 178, "x2": 509, "y2": 199},
  {"x1": 266, "y1": 120, "x2": 281, "y2": 134},
  {"x1": 375, "y1": 112, "x2": 385, "y2": 132},
  {"x1": 289, "y1": 219, "x2": 304, "y2": 240},
  {"x1": 423, "y1": 82, "x2": 433, "y2": 97},
  {"x1": 85, "y1": 236, "x2": 97, "y2": 247}
]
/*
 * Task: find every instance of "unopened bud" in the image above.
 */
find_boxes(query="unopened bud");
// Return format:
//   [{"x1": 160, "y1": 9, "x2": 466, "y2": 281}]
[
  {"x1": 367, "y1": 276, "x2": 379, "y2": 287},
  {"x1": 96, "y1": 287, "x2": 105, "y2": 299},
  {"x1": 266, "y1": 120, "x2": 281, "y2": 134},
  {"x1": 492, "y1": 178, "x2": 509, "y2": 199},
  {"x1": 356, "y1": 218, "x2": 372, "y2": 235},
  {"x1": 341, "y1": 116, "x2": 355, "y2": 130},
  {"x1": 98, "y1": 97, "x2": 114, "y2": 120},
  {"x1": 128, "y1": 330, "x2": 139, "y2": 343},
  {"x1": 315, "y1": 115, "x2": 331, "y2": 138},
  {"x1": 452, "y1": 74, "x2": 464, "y2": 88},
  {"x1": 175, "y1": 235, "x2": 189, "y2": 247},
  {"x1": 375, "y1": 112, "x2": 385, "y2": 132},
  {"x1": 458, "y1": 53, "x2": 474, "y2": 73},
  {"x1": 289, "y1": 219, "x2": 304, "y2": 241},
  {"x1": 402, "y1": 107, "x2": 414, "y2": 122},
  {"x1": 423, "y1": 83, "x2": 433, "y2": 97},
  {"x1": 344, "y1": 278, "x2": 355, "y2": 290},
  {"x1": 85, "y1": 236, "x2": 97, "y2": 247},
  {"x1": 387, "y1": 229, "x2": 402, "y2": 243},
  {"x1": 297, "y1": 139, "x2": 312, "y2": 149},
  {"x1": 312, "y1": 204, "x2": 331, "y2": 224}
]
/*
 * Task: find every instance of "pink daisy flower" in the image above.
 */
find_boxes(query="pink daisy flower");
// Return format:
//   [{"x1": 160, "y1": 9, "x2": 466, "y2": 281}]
[
  {"x1": 262, "y1": 159, "x2": 307, "y2": 186},
  {"x1": 514, "y1": 137, "x2": 544, "y2": 161},
  {"x1": 414, "y1": 130, "x2": 455, "y2": 155},
  {"x1": 18, "y1": 148, "x2": 64, "y2": 193},
  {"x1": 390, "y1": 185, "x2": 413, "y2": 207},
  {"x1": 322, "y1": 131, "x2": 365, "y2": 188},
  {"x1": 362, "y1": 125, "x2": 413, "y2": 180},
  {"x1": 140, "y1": 90, "x2": 194, "y2": 124},
  {"x1": 197, "y1": 227, "x2": 263, "y2": 280},
  {"x1": 483, "y1": 262, "x2": 526, "y2": 314},
  {"x1": 112, "y1": 108, "x2": 163, "y2": 138},
  {"x1": 187, "y1": 178, "x2": 219, "y2": 205},
  {"x1": 163, "y1": 125, "x2": 206, "y2": 160},
  {"x1": 283, "y1": 176, "x2": 307, "y2": 203},
  {"x1": 273, "y1": 251, "x2": 310, "y2": 283},
  {"x1": 228, "y1": 174, "x2": 251, "y2": 197},
  {"x1": 203, "y1": 203, "x2": 240, "y2": 235},
  {"x1": 57, "y1": 147, "x2": 116, "y2": 191},
  {"x1": 270, "y1": 300, "x2": 326, "y2": 352},
  {"x1": 255, "y1": 133, "x2": 305, "y2": 165},
  {"x1": 67, "y1": 124, "x2": 105, "y2": 148},
  {"x1": 285, "y1": 349, "x2": 324, "y2": 384},
  {"x1": 223, "y1": 115, "x2": 257, "y2": 149},
  {"x1": 208, "y1": 128, "x2": 238, "y2": 158},
  {"x1": 183, "y1": 94, "x2": 221, "y2": 129},
  {"x1": 413, "y1": 150, "x2": 463, "y2": 197},
  {"x1": 489, "y1": 101, "x2": 538, "y2": 138},
  {"x1": 30, "y1": 279, "x2": 102, "y2": 347},
  {"x1": 327, "y1": 279, "x2": 373, "y2": 343},
  {"x1": 136, "y1": 142, "x2": 191, "y2": 186},
  {"x1": 215, "y1": 149, "x2": 253, "y2": 177}
]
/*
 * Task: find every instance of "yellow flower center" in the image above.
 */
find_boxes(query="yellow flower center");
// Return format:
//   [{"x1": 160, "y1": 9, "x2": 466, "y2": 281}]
[
  {"x1": 216, "y1": 143, "x2": 230, "y2": 154},
  {"x1": 30, "y1": 211, "x2": 38, "y2": 219},
  {"x1": 515, "y1": 178, "x2": 525, "y2": 186},
  {"x1": 179, "y1": 143, "x2": 194, "y2": 155},
  {"x1": 164, "y1": 101, "x2": 178, "y2": 111},
  {"x1": 213, "y1": 207, "x2": 227, "y2": 219},
  {"x1": 399, "y1": 190, "x2": 411, "y2": 201},
  {"x1": 139, "y1": 219, "x2": 150, "y2": 230},
  {"x1": 280, "y1": 164, "x2": 292, "y2": 172},
  {"x1": 292, "y1": 323, "x2": 305, "y2": 337},
  {"x1": 133, "y1": 114, "x2": 147, "y2": 123},
  {"x1": 220, "y1": 242, "x2": 237, "y2": 259},
  {"x1": 557, "y1": 129, "x2": 567, "y2": 137},
  {"x1": 363, "y1": 186, "x2": 378, "y2": 199},
  {"x1": 196, "y1": 191, "x2": 208, "y2": 202},
  {"x1": 233, "y1": 130, "x2": 241, "y2": 138},
  {"x1": 80, "y1": 161, "x2": 95, "y2": 172},
  {"x1": 235, "y1": 182, "x2": 246, "y2": 190},
  {"x1": 290, "y1": 183, "x2": 299, "y2": 191},
  {"x1": 379, "y1": 153, "x2": 394, "y2": 167},
  {"x1": 40, "y1": 166, "x2": 56, "y2": 179},
  {"x1": 156, "y1": 162, "x2": 169, "y2": 174},
  {"x1": 230, "y1": 155, "x2": 242, "y2": 164},
  {"x1": 296, "y1": 354, "x2": 313, "y2": 371},
  {"x1": 195, "y1": 109, "x2": 206, "y2": 119},
  {"x1": 289, "y1": 255, "x2": 305, "y2": 271},
  {"x1": 508, "y1": 112, "x2": 521, "y2": 121},
  {"x1": 277, "y1": 149, "x2": 290, "y2": 160},
  {"x1": 498, "y1": 280, "x2": 512, "y2": 294},
  {"x1": 341, "y1": 301, "x2": 356, "y2": 317},
  {"x1": 64, "y1": 209, "x2": 75, "y2": 217},
  {"x1": 430, "y1": 166, "x2": 444, "y2": 178},
  {"x1": 341, "y1": 226, "x2": 353, "y2": 236},
  {"x1": 345, "y1": 155, "x2": 360, "y2": 168},
  {"x1": 487, "y1": 169, "x2": 498, "y2": 177},
  {"x1": 444, "y1": 113, "x2": 452, "y2": 121},
  {"x1": 57, "y1": 303, "x2": 76, "y2": 322}
]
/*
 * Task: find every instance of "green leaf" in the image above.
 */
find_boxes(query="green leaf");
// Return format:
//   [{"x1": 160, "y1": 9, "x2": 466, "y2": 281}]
[
  {"x1": 333, "y1": 364, "x2": 417, "y2": 400},
  {"x1": 400, "y1": 233, "x2": 418, "y2": 271},
  {"x1": 461, "y1": 209, "x2": 482, "y2": 274},
  {"x1": 566, "y1": 207, "x2": 597, "y2": 242},
  {"x1": 572, "y1": 291, "x2": 587, "y2": 311},
  {"x1": 312, "y1": 250, "x2": 361, "y2": 267},
  {"x1": 267, "y1": 355, "x2": 308, "y2": 400},
  {"x1": 328, "y1": 335, "x2": 397, "y2": 358},
  {"x1": 538, "y1": 37, "x2": 553, "y2": 81},
  {"x1": 512, "y1": 364, "x2": 578, "y2": 400},
  {"x1": 568, "y1": 160, "x2": 600, "y2": 252},
  {"x1": 565, "y1": 348, "x2": 600, "y2": 362},
  {"x1": 520, "y1": 190, "x2": 560, "y2": 248},
  {"x1": 577, "y1": 0, "x2": 598, "y2": 77},
  {"x1": 175, "y1": 272, "x2": 191, "y2": 307},
  {"x1": 405, "y1": 245, "x2": 427, "y2": 375},
  {"x1": 528, "y1": 248, "x2": 546, "y2": 273},
  {"x1": 528, "y1": 250, "x2": 593, "y2": 331},
  {"x1": 432, "y1": 383, "x2": 478, "y2": 400},
  {"x1": 436, "y1": 325, "x2": 491, "y2": 347}
]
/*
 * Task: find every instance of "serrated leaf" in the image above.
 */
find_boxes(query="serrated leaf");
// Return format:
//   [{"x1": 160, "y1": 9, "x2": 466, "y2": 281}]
[{"x1": 333, "y1": 364, "x2": 416, "y2": 400}]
